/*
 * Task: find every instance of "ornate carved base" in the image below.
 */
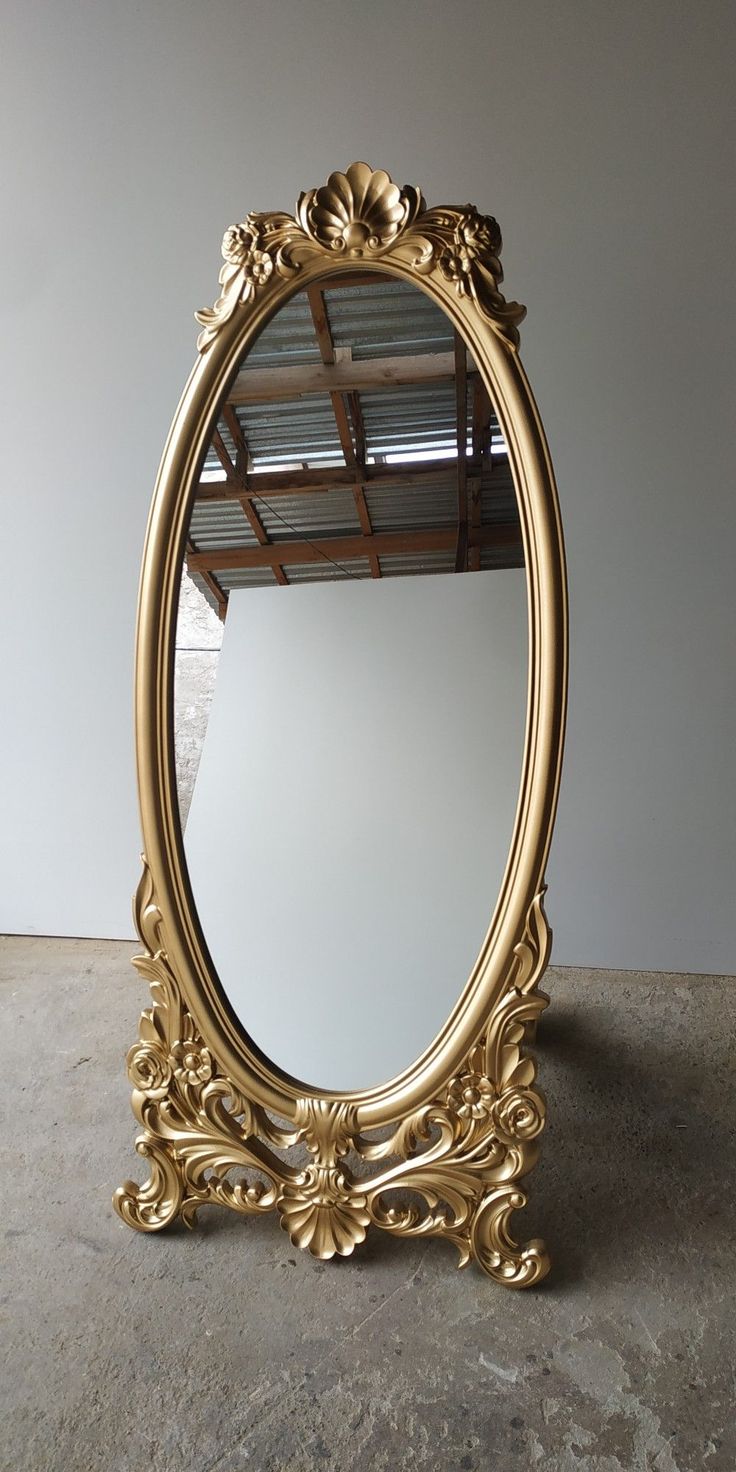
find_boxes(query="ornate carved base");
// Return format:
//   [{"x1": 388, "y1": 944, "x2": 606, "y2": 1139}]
[{"x1": 115, "y1": 865, "x2": 551, "y2": 1288}]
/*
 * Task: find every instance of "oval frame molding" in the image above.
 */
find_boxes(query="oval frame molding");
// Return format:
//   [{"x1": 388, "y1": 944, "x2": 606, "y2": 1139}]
[{"x1": 115, "y1": 164, "x2": 568, "y2": 1287}]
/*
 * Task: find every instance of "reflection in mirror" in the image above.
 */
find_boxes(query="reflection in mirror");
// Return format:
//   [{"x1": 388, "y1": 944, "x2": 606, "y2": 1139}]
[{"x1": 174, "y1": 273, "x2": 526, "y2": 1091}]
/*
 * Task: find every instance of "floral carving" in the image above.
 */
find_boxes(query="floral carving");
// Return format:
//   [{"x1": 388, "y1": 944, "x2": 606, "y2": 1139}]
[
  {"x1": 447, "y1": 1045, "x2": 494, "y2": 1120},
  {"x1": 127, "y1": 1040, "x2": 171, "y2": 1097},
  {"x1": 244, "y1": 249, "x2": 273, "y2": 288},
  {"x1": 439, "y1": 244, "x2": 474, "y2": 290},
  {"x1": 195, "y1": 211, "x2": 291, "y2": 350},
  {"x1": 194, "y1": 163, "x2": 525, "y2": 351},
  {"x1": 170, "y1": 1040, "x2": 213, "y2": 1087},
  {"x1": 411, "y1": 203, "x2": 526, "y2": 346},
  {"x1": 221, "y1": 222, "x2": 257, "y2": 265},
  {"x1": 493, "y1": 1086, "x2": 545, "y2": 1143},
  {"x1": 116, "y1": 861, "x2": 551, "y2": 1287},
  {"x1": 459, "y1": 211, "x2": 502, "y2": 259},
  {"x1": 437, "y1": 208, "x2": 500, "y2": 289}
]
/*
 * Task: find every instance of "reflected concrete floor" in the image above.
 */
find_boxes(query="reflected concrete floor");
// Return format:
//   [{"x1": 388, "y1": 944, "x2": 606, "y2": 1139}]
[{"x1": 1, "y1": 936, "x2": 734, "y2": 1471}]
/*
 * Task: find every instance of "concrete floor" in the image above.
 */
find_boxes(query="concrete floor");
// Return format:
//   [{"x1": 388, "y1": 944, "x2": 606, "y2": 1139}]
[{"x1": 2, "y1": 936, "x2": 734, "y2": 1471}]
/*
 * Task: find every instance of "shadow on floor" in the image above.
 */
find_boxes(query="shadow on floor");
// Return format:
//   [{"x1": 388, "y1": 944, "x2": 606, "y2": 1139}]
[
  {"x1": 150, "y1": 985, "x2": 736, "y2": 1295},
  {"x1": 531, "y1": 1000, "x2": 735, "y2": 1288}
]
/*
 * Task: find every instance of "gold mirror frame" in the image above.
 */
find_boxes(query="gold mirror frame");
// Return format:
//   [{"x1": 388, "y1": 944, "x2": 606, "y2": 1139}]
[{"x1": 115, "y1": 164, "x2": 568, "y2": 1288}]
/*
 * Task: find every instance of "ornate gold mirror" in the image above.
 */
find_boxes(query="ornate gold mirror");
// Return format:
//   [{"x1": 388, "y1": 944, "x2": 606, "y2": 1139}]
[{"x1": 116, "y1": 164, "x2": 567, "y2": 1287}]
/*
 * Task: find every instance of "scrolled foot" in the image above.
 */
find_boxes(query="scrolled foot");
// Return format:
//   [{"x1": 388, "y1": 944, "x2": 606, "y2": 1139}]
[
  {"x1": 470, "y1": 1186, "x2": 550, "y2": 1288},
  {"x1": 113, "y1": 1136, "x2": 183, "y2": 1232}
]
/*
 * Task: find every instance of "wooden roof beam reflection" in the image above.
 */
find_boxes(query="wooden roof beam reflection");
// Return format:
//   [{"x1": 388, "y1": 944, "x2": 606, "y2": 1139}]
[
  {"x1": 227, "y1": 349, "x2": 461, "y2": 406},
  {"x1": 221, "y1": 404, "x2": 250, "y2": 478},
  {"x1": 346, "y1": 392, "x2": 380, "y2": 576},
  {"x1": 194, "y1": 457, "x2": 487, "y2": 502},
  {"x1": 212, "y1": 414, "x2": 287, "y2": 586},
  {"x1": 187, "y1": 524, "x2": 522, "y2": 574},
  {"x1": 307, "y1": 285, "x2": 381, "y2": 579},
  {"x1": 306, "y1": 284, "x2": 336, "y2": 366}
]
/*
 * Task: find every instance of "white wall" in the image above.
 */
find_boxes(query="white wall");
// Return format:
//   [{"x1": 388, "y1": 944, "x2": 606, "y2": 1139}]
[
  {"x1": 1, "y1": 1, "x2": 734, "y2": 970},
  {"x1": 184, "y1": 573, "x2": 527, "y2": 1090}
]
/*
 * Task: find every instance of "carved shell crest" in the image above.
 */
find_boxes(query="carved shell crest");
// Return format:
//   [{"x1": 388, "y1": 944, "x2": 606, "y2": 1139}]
[{"x1": 296, "y1": 162, "x2": 424, "y2": 254}]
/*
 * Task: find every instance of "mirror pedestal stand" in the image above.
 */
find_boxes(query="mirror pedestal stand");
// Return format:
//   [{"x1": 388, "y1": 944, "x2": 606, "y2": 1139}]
[{"x1": 115, "y1": 864, "x2": 551, "y2": 1288}]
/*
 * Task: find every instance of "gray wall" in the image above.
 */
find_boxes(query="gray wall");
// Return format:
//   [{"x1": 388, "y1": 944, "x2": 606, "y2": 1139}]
[{"x1": 1, "y1": 1, "x2": 734, "y2": 970}]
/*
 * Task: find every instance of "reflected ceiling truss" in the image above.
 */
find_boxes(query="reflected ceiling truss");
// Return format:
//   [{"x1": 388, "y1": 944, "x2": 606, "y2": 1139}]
[{"x1": 185, "y1": 276, "x2": 524, "y2": 619}]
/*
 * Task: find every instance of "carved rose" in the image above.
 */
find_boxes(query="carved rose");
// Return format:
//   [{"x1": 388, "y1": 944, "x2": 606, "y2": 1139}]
[
  {"x1": 171, "y1": 1040, "x2": 213, "y2": 1087},
  {"x1": 221, "y1": 223, "x2": 257, "y2": 265},
  {"x1": 458, "y1": 211, "x2": 501, "y2": 260},
  {"x1": 447, "y1": 1069, "x2": 494, "y2": 1121},
  {"x1": 492, "y1": 1087, "x2": 544, "y2": 1142},
  {"x1": 127, "y1": 1041, "x2": 171, "y2": 1096}
]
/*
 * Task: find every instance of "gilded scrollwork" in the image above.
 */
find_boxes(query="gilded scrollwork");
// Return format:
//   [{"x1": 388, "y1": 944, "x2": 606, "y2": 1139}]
[
  {"x1": 116, "y1": 861, "x2": 551, "y2": 1287},
  {"x1": 195, "y1": 162, "x2": 525, "y2": 351}
]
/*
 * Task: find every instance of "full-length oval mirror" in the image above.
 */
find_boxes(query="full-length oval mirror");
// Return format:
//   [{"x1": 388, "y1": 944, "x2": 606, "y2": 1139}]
[
  {"x1": 117, "y1": 165, "x2": 566, "y2": 1288},
  {"x1": 175, "y1": 272, "x2": 527, "y2": 1091}
]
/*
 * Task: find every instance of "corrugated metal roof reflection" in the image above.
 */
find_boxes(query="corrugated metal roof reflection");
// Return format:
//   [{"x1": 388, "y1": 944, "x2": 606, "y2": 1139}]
[
  {"x1": 185, "y1": 274, "x2": 524, "y2": 605},
  {"x1": 203, "y1": 448, "x2": 226, "y2": 475},
  {"x1": 246, "y1": 294, "x2": 322, "y2": 367},
  {"x1": 237, "y1": 396, "x2": 344, "y2": 468},
  {"x1": 254, "y1": 489, "x2": 361, "y2": 541},
  {"x1": 481, "y1": 468, "x2": 519, "y2": 523},
  {"x1": 189, "y1": 501, "x2": 259, "y2": 549},
  {"x1": 361, "y1": 383, "x2": 470, "y2": 459},
  {"x1": 366, "y1": 475, "x2": 457, "y2": 532},
  {"x1": 379, "y1": 550, "x2": 456, "y2": 578},
  {"x1": 216, "y1": 567, "x2": 284, "y2": 592},
  {"x1": 324, "y1": 280, "x2": 453, "y2": 360},
  {"x1": 285, "y1": 558, "x2": 373, "y2": 583},
  {"x1": 480, "y1": 545, "x2": 525, "y2": 570}
]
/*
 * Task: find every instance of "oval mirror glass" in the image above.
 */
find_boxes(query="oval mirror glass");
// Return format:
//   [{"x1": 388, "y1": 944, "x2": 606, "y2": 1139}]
[{"x1": 174, "y1": 272, "x2": 527, "y2": 1092}]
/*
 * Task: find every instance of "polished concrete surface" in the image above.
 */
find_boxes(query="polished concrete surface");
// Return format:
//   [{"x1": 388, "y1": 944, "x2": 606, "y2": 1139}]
[{"x1": 2, "y1": 936, "x2": 734, "y2": 1471}]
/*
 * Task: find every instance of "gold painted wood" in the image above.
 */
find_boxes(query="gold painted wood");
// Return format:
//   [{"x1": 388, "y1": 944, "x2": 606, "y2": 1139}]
[{"x1": 116, "y1": 163, "x2": 568, "y2": 1287}]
